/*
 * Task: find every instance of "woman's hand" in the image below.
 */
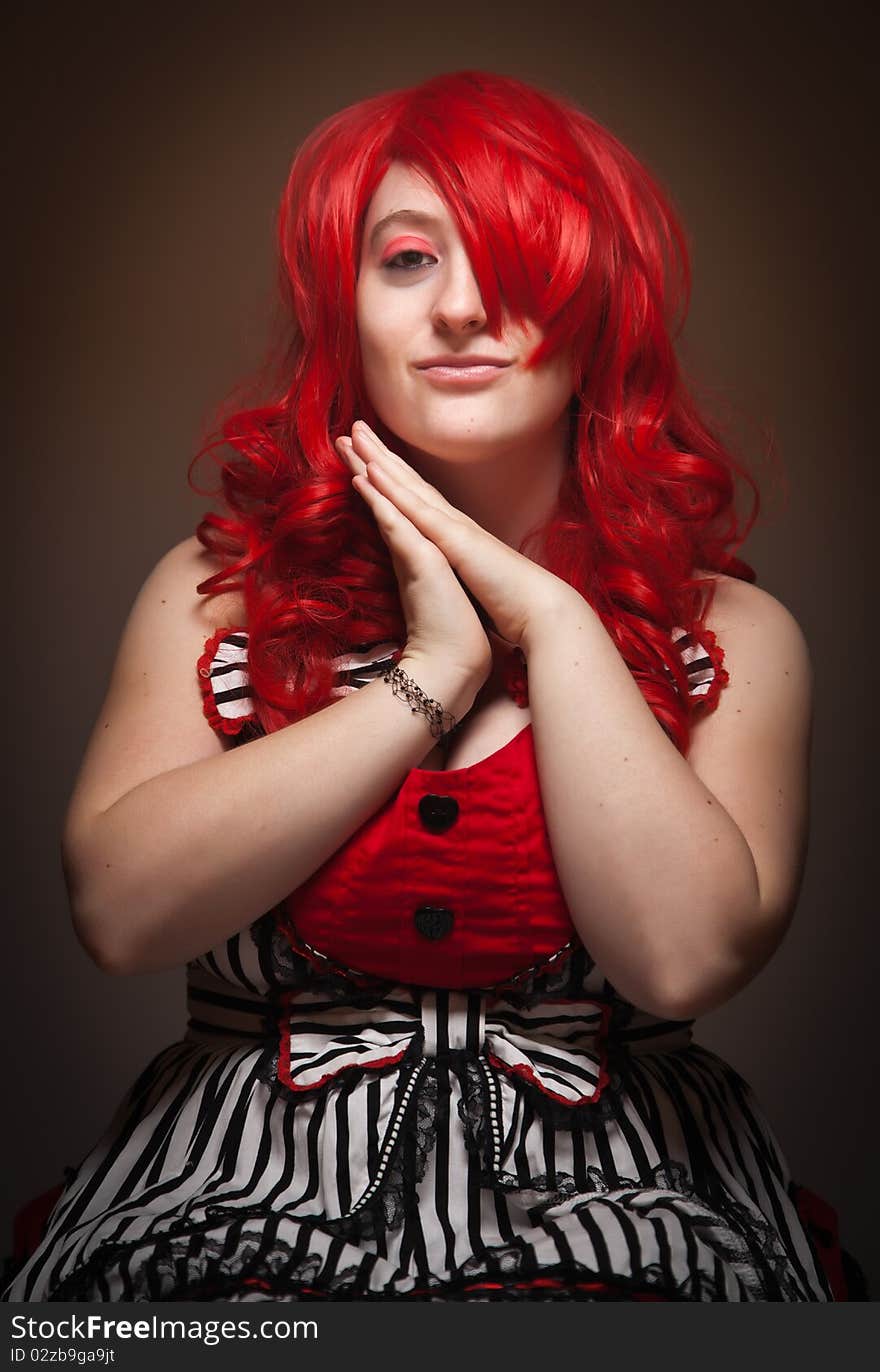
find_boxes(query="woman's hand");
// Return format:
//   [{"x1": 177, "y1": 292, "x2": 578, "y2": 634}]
[
  {"x1": 336, "y1": 425, "x2": 494, "y2": 686},
  {"x1": 336, "y1": 421, "x2": 578, "y2": 651}
]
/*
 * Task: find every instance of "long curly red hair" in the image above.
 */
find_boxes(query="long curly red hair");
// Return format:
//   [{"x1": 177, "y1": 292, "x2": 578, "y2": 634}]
[{"x1": 191, "y1": 69, "x2": 758, "y2": 755}]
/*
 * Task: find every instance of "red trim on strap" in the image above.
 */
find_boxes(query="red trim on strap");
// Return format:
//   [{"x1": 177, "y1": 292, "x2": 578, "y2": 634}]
[
  {"x1": 197, "y1": 624, "x2": 256, "y2": 737},
  {"x1": 690, "y1": 626, "x2": 729, "y2": 716}
]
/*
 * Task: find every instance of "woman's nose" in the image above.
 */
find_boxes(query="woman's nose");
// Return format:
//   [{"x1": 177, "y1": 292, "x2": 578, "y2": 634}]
[{"x1": 430, "y1": 256, "x2": 488, "y2": 332}]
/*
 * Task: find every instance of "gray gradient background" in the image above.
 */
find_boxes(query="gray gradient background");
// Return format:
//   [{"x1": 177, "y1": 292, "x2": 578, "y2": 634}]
[{"x1": 6, "y1": 2, "x2": 877, "y2": 1294}]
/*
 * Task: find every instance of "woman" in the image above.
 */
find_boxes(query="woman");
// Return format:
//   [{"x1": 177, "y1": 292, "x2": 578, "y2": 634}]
[{"x1": 3, "y1": 69, "x2": 844, "y2": 1301}]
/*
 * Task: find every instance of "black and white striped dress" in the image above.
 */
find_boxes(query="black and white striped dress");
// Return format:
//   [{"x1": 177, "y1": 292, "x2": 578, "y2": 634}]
[{"x1": 2, "y1": 629, "x2": 833, "y2": 1302}]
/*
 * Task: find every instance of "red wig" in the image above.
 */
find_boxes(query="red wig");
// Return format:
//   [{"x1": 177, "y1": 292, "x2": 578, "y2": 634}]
[{"x1": 191, "y1": 69, "x2": 758, "y2": 754}]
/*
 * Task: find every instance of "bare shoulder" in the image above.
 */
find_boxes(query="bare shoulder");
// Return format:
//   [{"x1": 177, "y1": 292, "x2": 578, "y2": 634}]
[
  {"x1": 696, "y1": 570, "x2": 812, "y2": 691},
  {"x1": 162, "y1": 534, "x2": 247, "y2": 635},
  {"x1": 688, "y1": 569, "x2": 813, "y2": 773}
]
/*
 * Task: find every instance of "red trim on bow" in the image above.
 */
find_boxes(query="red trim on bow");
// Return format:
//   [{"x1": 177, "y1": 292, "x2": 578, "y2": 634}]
[
  {"x1": 485, "y1": 998, "x2": 612, "y2": 1106},
  {"x1": 275, "y1": 989, "x2": 415, "y2": 1093}
]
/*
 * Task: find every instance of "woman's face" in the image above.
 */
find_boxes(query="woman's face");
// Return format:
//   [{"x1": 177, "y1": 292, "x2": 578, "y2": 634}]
[{"x1": 355, "y1": 161, "x2": 574, "y2": 466}]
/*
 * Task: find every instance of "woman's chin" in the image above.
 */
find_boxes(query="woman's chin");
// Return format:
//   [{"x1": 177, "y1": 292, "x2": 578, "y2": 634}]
[{"x1": 396, "y1": 424, "x2": 514, "y2": 463}]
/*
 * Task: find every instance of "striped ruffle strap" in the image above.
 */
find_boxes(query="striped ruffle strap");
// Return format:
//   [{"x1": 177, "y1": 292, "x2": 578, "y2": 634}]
[{"x1": 197, "y1": 625, "x2": 256, "y2": 736}]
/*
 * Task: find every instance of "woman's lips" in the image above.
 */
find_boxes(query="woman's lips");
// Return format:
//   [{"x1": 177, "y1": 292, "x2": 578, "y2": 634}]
[{"x1": 417, "y1": 364, "x2": 508, "y2": 385}]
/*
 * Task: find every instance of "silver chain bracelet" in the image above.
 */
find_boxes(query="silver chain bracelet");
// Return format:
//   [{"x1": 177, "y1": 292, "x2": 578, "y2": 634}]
[{"x1": 381, "y1": 663, "x2": 458, "y2": 740}]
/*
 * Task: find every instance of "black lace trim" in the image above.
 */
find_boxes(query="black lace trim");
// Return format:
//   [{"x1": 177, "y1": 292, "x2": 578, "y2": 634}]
[
  {"x1": 320, "y1": 1068, "x2": 440, "y2": 1244},
  {"x1": 41, "y1": 1211, "x2": 788, "y2": 1303},
  {"x1": 699, "y1": 1188, "x2": 811, "y2": 1302},
  {"x1": 249, "y1": 911, "x2": 397, "y2": 1005},
  {"x1": 248, "y1": 909, "x2": 635, "y2": 1036},
  {"x1": 38, "y1": 1216, "x2": 698, "y2": 1302},
  {"x1": 488, "y1": 942, "x2": 599, "y2": 1007},
  {"x1": 45, "y1": 1222, "x2": 372, "y2": 1303},
  {"x1": 248, "y1": 909, "x2": 606, "y2": 1009},
  {"x1": 169, "y1": 1261, "x2": 707, "y2": 1302}
]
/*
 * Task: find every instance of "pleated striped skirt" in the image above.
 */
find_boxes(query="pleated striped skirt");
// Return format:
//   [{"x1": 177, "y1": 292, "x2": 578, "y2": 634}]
[{"x1": 2, "y1": 916, "x2": 833, "y2": 1302}]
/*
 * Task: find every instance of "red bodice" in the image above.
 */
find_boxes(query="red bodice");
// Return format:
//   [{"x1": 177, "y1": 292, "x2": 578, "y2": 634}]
[
  {"x1": 197, "y1": 624, "x2": 727, "y2": 990},
  {"x1": 278, "y1": 717, "x2": 577, "y2": 989}
]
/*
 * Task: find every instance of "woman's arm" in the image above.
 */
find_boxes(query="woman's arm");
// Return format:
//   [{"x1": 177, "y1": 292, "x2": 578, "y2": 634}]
[
  {"x1": 520, "y1": 576, "x2": 813, "y2": 1020},
  {"x1": 63, "y1": 540, "x2": 480, "y2": 977},
  {"x1": 330, "y1": 429, "x2": 813, "y2": 1019}
]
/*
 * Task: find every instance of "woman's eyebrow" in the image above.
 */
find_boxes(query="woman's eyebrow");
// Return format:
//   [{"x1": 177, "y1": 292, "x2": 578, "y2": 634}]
[{"x1": 368, "y1": 209, "x2": 445, "y2": 247}]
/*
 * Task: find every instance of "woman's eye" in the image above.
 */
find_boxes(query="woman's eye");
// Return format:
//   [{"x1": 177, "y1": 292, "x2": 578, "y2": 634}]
[{"x1": 383, "y1": 249, "x2": 436, "y2": 271}]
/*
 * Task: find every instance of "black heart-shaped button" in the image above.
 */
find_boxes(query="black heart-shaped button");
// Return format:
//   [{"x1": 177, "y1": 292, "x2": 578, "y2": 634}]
[
  {"x1": 418, "y1": 794, "x2": 460, "y2": 833},
  {"x1": 413, "y1": 906, "x2": 455, "y2": 940}
]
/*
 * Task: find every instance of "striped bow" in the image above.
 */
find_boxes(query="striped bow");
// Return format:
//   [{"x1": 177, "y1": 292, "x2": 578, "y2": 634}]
[{"x1": 274, "y1": 986, "x2": 612, "y2": 1221}]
